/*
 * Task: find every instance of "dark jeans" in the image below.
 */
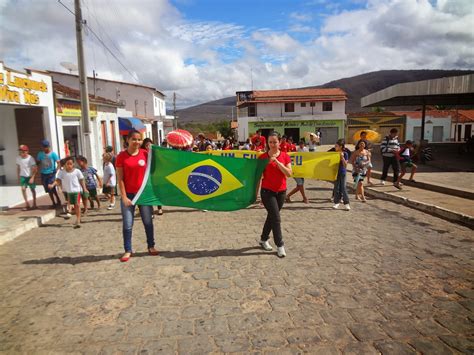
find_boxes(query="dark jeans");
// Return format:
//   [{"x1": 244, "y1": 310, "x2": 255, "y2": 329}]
[
  {"x1": 333, "y1": 171, "x2": 349, "y2": 205},
  {"x1": 121, "y1": 193, "x2": 154, "y2": 252},
  {"x1": 381, "y1": 156, "x2": 400, "y2": 183},
  {"x1": 260, "y1": 188, "x2": 286, "y2": 247}
]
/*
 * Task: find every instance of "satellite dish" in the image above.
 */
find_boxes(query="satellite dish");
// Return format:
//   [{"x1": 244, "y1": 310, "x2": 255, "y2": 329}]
[{"x1": 60, "y1": 62, "x2": 78, "y2": 73}]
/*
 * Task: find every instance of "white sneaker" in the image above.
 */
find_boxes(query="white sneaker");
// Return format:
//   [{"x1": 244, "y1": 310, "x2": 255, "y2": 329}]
[
  {"x1": 65, "y1": 213, "x2": 72, "y2": 219},
  {"x1": 380, "y1": 180, "x2": 385, "y2": 185},
  {"x1": 107, "y1": 204, "x2": 115, "y2": 210},
  {"x1": 277, "y1": 246, "x2": 286, "y2": 258},
  {"x1": 259, "y1": 240, "x2": 273, "y2": 251},
  {"x1": 344, "y1": 204, "x2": 351, "y2": 211},
  {"x1": 332, "y1": 204, "x2": 340, "y2": 209}
]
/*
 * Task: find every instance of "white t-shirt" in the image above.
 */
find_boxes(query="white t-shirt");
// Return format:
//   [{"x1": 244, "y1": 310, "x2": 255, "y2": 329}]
[
  {"x1": 57, "y1": 169, "x2": 84, "y2": 193},
  {"x1": 103, "y1": 162, "x2": 116, "y2": 186},
  {"x1": 297, "y1": 146, "x2": 309, "y2": 153},
  {"x1": 16, "y1": 155, "x2": 36, "y2": 177},
  {"x1": 402, "y1": 148, "x2": 410, "y2": 157}
]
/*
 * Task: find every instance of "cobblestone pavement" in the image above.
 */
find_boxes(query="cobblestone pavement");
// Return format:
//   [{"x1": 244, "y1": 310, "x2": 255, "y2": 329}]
[{"x1": 1, "y1": 180, "x2": 473, "y2": 354}]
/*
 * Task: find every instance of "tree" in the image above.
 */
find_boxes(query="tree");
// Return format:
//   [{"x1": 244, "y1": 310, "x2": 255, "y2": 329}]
[{"x1": 215, "y1": 120, "x2": 234, "y2": 139}]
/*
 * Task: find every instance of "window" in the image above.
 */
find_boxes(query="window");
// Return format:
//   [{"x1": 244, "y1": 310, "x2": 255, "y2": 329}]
[
  {"x1": 248, "y1": 104, "x2": 256, "y2": 117},
  {"x1": 310, "y1": 102, "x2": 315, "y2": 107},
  {"x1": 285, "y1": 103, "x2": 295, "y2": 112},
  {"x1": 322, "y1": 102, "x2": 333, "y2": 111},
  {"x1": 300, "y1": 102, "x2": 306, "y2": 107}
]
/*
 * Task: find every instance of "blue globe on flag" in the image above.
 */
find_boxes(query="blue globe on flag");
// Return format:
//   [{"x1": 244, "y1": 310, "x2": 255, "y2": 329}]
[{"x1": 187, "y1": 165, "x2": 222, "y2": 195}]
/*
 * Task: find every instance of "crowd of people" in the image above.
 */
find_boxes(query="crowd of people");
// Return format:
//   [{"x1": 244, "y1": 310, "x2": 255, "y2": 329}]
[{"x1": 16, "y1": 127, "x2": 417, "y2": 260}]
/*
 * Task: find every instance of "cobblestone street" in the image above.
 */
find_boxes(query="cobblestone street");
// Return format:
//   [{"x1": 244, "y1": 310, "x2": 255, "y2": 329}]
[{"x1": 1, "y1": 180, "x2": 473, "y2": 354}]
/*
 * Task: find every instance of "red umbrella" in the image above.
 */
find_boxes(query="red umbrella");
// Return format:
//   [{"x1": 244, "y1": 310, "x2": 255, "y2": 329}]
[{"x1": 166, "y1": 129, "x2": 194, "y2": 148}]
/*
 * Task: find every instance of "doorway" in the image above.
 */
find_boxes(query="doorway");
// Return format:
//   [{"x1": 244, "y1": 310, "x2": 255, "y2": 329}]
[
  {"x1": 284, "y1": 128, "x2": 300, "y2": 143},
  {"x1": 318, "y1": 127, "x2": 338, "y2": 145},
  {"x1": 432, "y1": 126, "x2": 443, "y2": 142},
  {"x1": 63, "y1": 126, "x2": 81, "y2": 158},
  {"x1": 259, "y1": 129, "x2": 274, "y2": 140}
]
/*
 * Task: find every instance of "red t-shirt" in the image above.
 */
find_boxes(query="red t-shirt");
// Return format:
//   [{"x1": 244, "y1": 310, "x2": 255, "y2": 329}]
[
  {"x1": 279, "y1": 141, "x2": 291, "y2": 152},
  {"x1": 259, "y1": 151, "x2": 291, "y2": 192},
  {"x1": 252, "y1": 135, "x2": 266, "y2": 148},
  {"x1": 116, "y1": 149, "x2": 148, "y2": 194}
]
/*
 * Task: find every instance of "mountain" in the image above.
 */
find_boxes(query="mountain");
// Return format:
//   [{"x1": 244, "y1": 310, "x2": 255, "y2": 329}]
[{"x1": 176, "y1": 69, "x2": 474, "y2": 124}]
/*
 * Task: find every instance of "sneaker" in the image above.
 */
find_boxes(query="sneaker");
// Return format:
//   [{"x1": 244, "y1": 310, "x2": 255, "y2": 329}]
[
  {"x1": 107, "y1": 204, "x2": 115, "y2": 210},
  {"x1": 344, "y1": 204, "x2": 351, "y2": 211},
  {"x1": 394, "y1": 184, "x2": 402, "y2": 190},
  {"x1": 332, "y1": 204, "x2": 340, "y2": 209},
  {"x1": 259, "y1": 240, "x2": 273, "y2": 251},
  {"x1": 380, "y1": 180, "x2": 386, "y2": 185},
  {"x1": 65, "y1": 213, "x2": 72, "y2": 219},
  {"x1": 277, "y1": 246, "x2": 286, "y2": 258}
]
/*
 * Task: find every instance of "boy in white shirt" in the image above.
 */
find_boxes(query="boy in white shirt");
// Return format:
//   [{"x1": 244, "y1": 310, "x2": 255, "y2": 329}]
[
  {"x1": 102, "y1": 153, "x2": 117, "y2": 210},
  {"x1": 16, "y1": 145, "x2": 38, "y2": 210},
  {"x1": 49, "y1": 157, "x2": 88, "y2": 228}
]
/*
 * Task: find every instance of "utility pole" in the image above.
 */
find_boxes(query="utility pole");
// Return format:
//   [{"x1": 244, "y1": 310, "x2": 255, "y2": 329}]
[
  {"x1": 75, "y1": 0, "x2": 92, "y2": 162},
  {"x1": 173, "y1": 92, "x2": 177, "y2": 129}
]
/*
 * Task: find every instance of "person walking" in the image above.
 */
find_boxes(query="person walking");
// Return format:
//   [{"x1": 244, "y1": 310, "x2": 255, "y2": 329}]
[
  {"x1": 355, "y1": 131, "x2": 374, "y2": 185},
  {"x1": 116, "y1": 130, "x2": 158, "y2": 262},
  {"x1": 286, "y1": 139, "x2": 309, "y2": 203},
  {"x1": 380, "y1": 128, "x2": 401, "y2": 189},
  {"x1": 396, "y1": 140, "x2": 418, "y2": 185},
  {"x1": 258, "y1": 132, "x2": 292, "y2": 258},
  {"x1": 16, "y1": 145, "x2": 38, "y2": 210},
  {"x1": 36, "y1": 139, "x2": 61, "y2": 208},
  {"x1": 77, "y1": 156, "x2": 102, "y2": 211},
  {"x1": 49, "y1": 157, "x2": 88, "y2": 229},
  {"x1": 350, "y1": 141, "x2": 371, "y2": 202},
  {"x1": 332, "y1": 139, "x2": 350, "y2": 210},
  {"x1": 102, "y1": 152, "x2": 116, "y2": 210}
]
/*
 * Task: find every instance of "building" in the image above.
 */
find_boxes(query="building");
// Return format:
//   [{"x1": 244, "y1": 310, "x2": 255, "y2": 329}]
[
  {"x1": 346, "y1": 112, "x2": 406, "y2": 144},
  {"x1": 236, "y1": 88, "x2": 347, "y2": 144},
  {"x1": 47, "y1": 70, "x2": 172, "y2": 145},
  {"x1": 450, "y1": 110, "x2": 474, "y2": 142},
  {"x1": 0, "y1": 62, "x2": 57, "y2": 207},
  {"x1": 393, "y1": 111, "x2": 452, "y2": 143},
  {"x1": 54, "y1": 82, "x2": 122, "y2": 173}
]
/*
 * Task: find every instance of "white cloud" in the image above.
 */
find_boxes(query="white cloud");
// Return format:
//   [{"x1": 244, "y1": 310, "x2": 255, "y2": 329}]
[{"x1": 0, "y1": 0, "x2": 472, "y2": 108}]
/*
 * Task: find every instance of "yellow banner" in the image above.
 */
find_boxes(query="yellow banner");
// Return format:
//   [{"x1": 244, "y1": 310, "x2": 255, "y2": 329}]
[
  {"x1": 201, "y1": 150, "x2": 340, "y2": 181},
  {"x1": 56, "y1": 101, "x2": 98, "y2": 117}
]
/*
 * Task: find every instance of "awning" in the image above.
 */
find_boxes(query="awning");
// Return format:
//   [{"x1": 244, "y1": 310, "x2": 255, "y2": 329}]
[{"x1": 119, "y1": 117, "x2": 147, "y2": 135}]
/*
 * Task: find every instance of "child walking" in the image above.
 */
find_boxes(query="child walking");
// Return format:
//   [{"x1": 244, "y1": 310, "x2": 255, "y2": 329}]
[
  {"x1": 16, "y1": 145, "x2": 38, "y2": 210},
  {"x1": 102, "y1": 153, "x2": 116, "y2": 210},
  {"x1": 49, "y1": 157, "x2": 88, "y2": 228},
  {"x1": 77, "y1": 156, "x2": 102, "y2": 211}
]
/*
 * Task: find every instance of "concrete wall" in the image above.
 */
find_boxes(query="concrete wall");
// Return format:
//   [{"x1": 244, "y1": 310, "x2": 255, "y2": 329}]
[
  {"x1": 253, "y1": 100, "x2": 345, "y2": 117},
  {"x1": 50, "y1": 72, "x2": 165, "y2": 120},
  {"x1": 406, "y1": 115, "x2": 451, "y2": 142}
]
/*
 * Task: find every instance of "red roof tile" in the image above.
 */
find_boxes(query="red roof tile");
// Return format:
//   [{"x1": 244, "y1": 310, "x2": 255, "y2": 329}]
[
  {"x1": 54, "y1": 82, "x2": 121, "y2": 106},
  {"x1": 393, "y1": 110, "x2": 474, "y2": 123}
]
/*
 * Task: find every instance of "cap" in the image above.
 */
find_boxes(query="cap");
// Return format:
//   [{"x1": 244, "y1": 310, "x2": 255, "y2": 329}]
[
  {"x1": 41, "y1": 139, "x2": 50, "y2": 147},
  {"x1": 19, "y1": 145, "x2": 29, "y2": 151}
]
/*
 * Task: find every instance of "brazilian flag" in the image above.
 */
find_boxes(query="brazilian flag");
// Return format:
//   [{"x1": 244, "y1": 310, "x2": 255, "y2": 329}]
[{"x1": 132, "y1": 146, "x2": 268, "y2": 211}]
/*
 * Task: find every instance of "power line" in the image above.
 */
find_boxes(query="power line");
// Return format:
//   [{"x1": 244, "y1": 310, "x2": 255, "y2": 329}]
[{"x1": 57, "y1": 0, "x2": 75, "y2": 16}]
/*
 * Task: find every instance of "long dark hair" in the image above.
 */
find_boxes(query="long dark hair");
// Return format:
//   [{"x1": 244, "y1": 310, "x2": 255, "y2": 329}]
[{"x1": 141, "y1": 138, "x2": 153, "y2": 149}]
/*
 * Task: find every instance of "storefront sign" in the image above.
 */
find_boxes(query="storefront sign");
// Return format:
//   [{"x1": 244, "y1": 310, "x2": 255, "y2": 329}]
[
  {"x1": 0, "y1": 68, "x2": 48, "y2": 105},
  {"x1": 56, "y1": 100, "x2": 97, "y2": 117},
  {"x1": 252, "y1": 119, "x2": 341, "y2": 128}
]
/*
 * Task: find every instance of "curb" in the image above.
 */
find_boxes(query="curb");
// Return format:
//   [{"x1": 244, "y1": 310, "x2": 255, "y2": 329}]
[
  {"x1": 363, "y1": 187, "x2": 474, "y2": 230},
  {"x1": 0, "y1": 210, "x2": 58, "y2": 246},
  {"x1": 368, "y1": 171, "x2": 474, "y2": 200}
]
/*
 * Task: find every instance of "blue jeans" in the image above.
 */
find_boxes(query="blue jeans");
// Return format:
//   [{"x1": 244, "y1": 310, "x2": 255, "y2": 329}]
[
  {"x1": 333, "y1": 171, "x2": 349, "y2": 205},
  {"x1": 121, "y1": 193, "x2": 154, "y2": 252}
]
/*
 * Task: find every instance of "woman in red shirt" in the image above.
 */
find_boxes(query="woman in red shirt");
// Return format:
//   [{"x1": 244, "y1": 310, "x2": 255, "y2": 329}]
[
  {"x1": 258, "y1": 132, "x2": 292, "y2": 257},
  {"x1": 116, "y1": 130, "x2": 158, "y2": 262}
]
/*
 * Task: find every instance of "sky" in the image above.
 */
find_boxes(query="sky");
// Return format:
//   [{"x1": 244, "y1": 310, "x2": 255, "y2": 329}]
[{"x1": 1, "y1": 0, "x2": 473, "y2": 108}]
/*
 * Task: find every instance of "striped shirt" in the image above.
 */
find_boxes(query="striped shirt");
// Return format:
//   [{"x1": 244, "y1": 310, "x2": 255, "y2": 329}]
[{"x1": 380, "y1": 135, "x2": 400, "y2": 157}]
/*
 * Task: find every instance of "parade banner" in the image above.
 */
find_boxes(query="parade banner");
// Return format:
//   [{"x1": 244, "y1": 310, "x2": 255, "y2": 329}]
[
  {"x1": 133, "y1": 146, "x2": 268, "y2": 211},
  {"x1": 203, "y1": 150, "x2": 340, "y2": 181}
]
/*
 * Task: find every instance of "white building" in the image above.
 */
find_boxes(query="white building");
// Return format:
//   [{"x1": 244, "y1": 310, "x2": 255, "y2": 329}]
[
  {"x1": 47, "y1": 71, "x2": 171, "y2": 145},
  {"x1": 54, "y1": 82, "x2": 122, "y2": 175},
  {"x1": 236, "y1": 88, "x2": 347, "y2": 145},
  {"x1": 0, "y1": 62, "x2": 56, "y2": 208},
  {"x1": 450, "y1": 110, "x2": 474, "y2": 142}
]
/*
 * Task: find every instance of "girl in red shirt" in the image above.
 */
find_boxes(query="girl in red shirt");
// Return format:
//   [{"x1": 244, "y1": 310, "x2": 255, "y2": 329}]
[
  {"x1": 258, "y1": 132, "x2": 292, "y2": 257},
  {"x1": 116, "y1": 130, "x2": 158, "y2": 262}
]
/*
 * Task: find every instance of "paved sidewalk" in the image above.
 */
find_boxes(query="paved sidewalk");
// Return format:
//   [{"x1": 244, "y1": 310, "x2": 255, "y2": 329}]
[{"x1": 0, "y1": 179, "x2": 473, "y2": 353}]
